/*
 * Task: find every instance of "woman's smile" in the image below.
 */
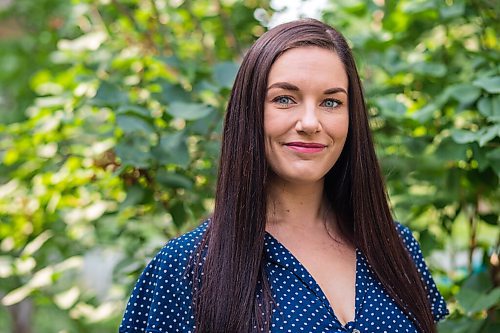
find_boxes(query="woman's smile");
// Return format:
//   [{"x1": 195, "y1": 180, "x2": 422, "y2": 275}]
[
  {"x1": 264, "y1": 46, "x2": 349, "y2": 184},
  {"x1": 284, "y1": 141, "x2": 327, "y2": 153}
]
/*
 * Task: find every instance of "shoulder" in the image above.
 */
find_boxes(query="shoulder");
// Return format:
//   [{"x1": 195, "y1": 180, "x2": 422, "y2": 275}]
[
  {"x1": 131, "y1": 219, "x2": 209, "y2": 289},
  {"x1": 153, "y1": 219, "x2": 209, "y2": 272},
  {"x1": 394, "y1": 221, "x2": 450, "y2": 322},
  {"x1": 394, "y1": 222, "x2": 433, "y2": 269},
  {"x1": 119, "y1": 220, "x2": 209, "y2": 333},
  {"x1": 394, "y1": 221, "x2": 414, "y2": 240},
  {"x1": 164, "y1": 219, "x2": 209, "y2": 254},
  {"x1": 393, "y1": 222, "x2": 428, "y2": 272},
  {"x1": 394, "y1": 222, "x2": 421, "y2": 254}
]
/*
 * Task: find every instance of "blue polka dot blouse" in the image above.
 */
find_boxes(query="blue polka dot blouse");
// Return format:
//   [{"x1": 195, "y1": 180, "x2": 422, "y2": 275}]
[{"x1": 120, "y1": 221, "x2": 448, "y2": 332}]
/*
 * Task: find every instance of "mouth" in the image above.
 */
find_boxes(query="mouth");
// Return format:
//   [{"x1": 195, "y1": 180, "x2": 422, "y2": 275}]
[{"x1": 284, "y1": 142, "x2": 327, "y2": 153}]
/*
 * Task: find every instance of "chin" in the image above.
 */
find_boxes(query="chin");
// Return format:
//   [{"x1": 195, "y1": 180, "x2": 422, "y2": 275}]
[{"x1": 270, "y1": 170, "x2": 327, "y2": 185}]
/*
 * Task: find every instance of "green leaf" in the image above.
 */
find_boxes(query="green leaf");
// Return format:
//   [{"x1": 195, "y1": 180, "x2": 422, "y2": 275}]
[
  {"x1": 451, "y1": 129, "x2": 477, "y2": 144},
  {"x1": 486, "y1": 147, "x2": 500, "y2": 161},
  {"x1": 374, "y1": 96, "x2": 406, "y2": 119},
  {"x1": 469, "y1": 288, "x2": 500, "y2": 313},
  {"x1": 157, "y1": 55, "x2": 182, "y2": 67},
  {"x1": 156, "y1": 170, "x2": 193, "y2": 189},
  {"x1": 412, "y1": 62, "x2": 447, "y2": 77},
  {"x1": 448, "y1": 84, "x2": 481, "y2": 105},
  {"x1": 189, "y1": 110, "x2": 220, "y2": 136},
  {"x1": 412, "y1": 103, "x2": 437, "y2": 122},
  {"x1": 456, "y1": 288, "x2": 482, "y2": 312},
  {"x1": 342, "y1": 0, "x2": 367, "y2": 16},
  {"x1": 473, "y1": 76, "x2": 500, "y2": 94},
  {"x1": 486, "y1": 148, "x2": 500, "y2": 177},
  {"x1": 115, "y1": 136, "x2": 152, "y2": 168},
  {"x1": 436, "y1": 137, "x2": 468, "y2": 161},
  {"x1": 201, "y1": 140, "x2": 221, "y2": 158},
  {"x1": 402, "y1": 0, "x2": 436, "y2": 14},
  {"x1": 121, "y1": 185, "x2": 146, "y2": 207},
  {"x1": 169, "y1": 200, "x2": 188, "y2": 228},
  {"x1": 92, "y1": 81, "x2": 128, "y2": 106},
  {"x1": 438, "y1": 317, "x2": 484, "y2": 333},
  {"x1": 154, "y1": 80, "x2": 191, "y2": 104},
  {"x1": 415, "y1": 229, "x2": 439, "y2": 257},
  {"x1": 478, "y1": 125, "x2": 500, "y2": 147},
  {"x1": 457, "y1": 286, "x2": 500, "y2": 313},
  {"x1": 481, "y1": 213, "x2": 499, "y2": 226},
  {"x1": 214, "y1": 62, "x2": 239, "y2": 88},
  {"x1": 462, "y1": 271, "x2": 494, "y2": 293},
  {"x1": 439, "y1": 0, "x2": 465, "y2": 19},
  {"x1": 116, "y1": 115, "x2": 154, "y2": 134},
  {"x1": 117, "y1": 105, "x2": 151, "y2": 118},
  {"x1": 478, "y1": 97, "x2": 493, "y2": 118},
  {"x1": 471, "y1": 143, "x2": 490, "y2": 171},
  {"x1": 152, "y1": 131, "x2": 190, "y2": 168},
  {"x1": 167, "y1": 102, "x2": 214, "y2": 120},
  {"x1": 194, "y1": 80, "x2": 219, "y2": 94}
]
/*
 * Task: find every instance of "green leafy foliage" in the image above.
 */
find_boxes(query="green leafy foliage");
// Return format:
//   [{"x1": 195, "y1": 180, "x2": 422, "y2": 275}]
[
  {"x1": 0, "y1": 0, "x2": 271, "y2": 330},
  {"x1": 0, "y1": 0, "x2": 498, "y2": 331}
]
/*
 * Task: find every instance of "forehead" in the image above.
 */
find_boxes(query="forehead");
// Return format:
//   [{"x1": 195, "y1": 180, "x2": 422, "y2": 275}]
[{"x1": 267, "y1": 46, "x2": 348, "y2": 89}]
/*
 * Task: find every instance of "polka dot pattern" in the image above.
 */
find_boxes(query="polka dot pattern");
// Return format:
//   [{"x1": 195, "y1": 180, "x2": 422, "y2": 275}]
[{"x1": 120, "y1": 221, "x2": 448, "y2": 332}]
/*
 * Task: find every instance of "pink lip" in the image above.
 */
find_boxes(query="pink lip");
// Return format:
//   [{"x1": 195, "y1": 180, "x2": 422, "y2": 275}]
[{"x1": 284, "y1": 142, "x2": 327, "y2": 153}]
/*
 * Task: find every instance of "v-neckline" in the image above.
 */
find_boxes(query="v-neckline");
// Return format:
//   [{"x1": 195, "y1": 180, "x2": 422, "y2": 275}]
[{"x1": 264, "y1": 232, "x2": 367, "y2": 328}]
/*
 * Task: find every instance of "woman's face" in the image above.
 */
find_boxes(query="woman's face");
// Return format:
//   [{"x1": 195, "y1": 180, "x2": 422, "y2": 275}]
[{"x1": 264, "y1": 46, "x2": 349, "y2": 185}]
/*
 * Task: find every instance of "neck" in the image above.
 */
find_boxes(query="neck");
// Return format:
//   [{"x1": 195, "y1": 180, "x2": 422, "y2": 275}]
[{"x1": 266, "y1": 176, "x2": 329, "y2": 230}]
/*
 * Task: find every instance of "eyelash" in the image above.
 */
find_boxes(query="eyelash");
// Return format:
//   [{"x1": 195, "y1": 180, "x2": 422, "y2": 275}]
[
  {"x1": 321, "y1": 98, "x2": 342, "y2": 108},
  {"x1": 272, "y1": 96, "x2": 295, "y2": 106},
  {"x1": 271, "y1": 96, "x2": 343, "y2": 108}
]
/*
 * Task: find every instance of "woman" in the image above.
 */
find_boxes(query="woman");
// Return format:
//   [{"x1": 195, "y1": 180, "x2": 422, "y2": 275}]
[{"x1": 120, "y1": 19, "x2": 448, "y2": 333}]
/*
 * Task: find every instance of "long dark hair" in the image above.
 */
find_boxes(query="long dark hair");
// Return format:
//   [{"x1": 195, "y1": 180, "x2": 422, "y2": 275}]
[{"x1": 193, "y1": 19, "x2": 436, "y2": 333}]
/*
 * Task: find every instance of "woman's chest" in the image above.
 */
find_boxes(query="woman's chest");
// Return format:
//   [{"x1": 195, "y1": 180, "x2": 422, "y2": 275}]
[
  {"x1": 264, "y1": 248, "x2": 419, "y2": 333},
  {"x1": 282, "y1": 239, "x2": 357, "y2": 326}
]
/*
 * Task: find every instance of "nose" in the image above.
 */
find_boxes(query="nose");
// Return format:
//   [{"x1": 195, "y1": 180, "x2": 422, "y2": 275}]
[{"x1": 295, "y1": 102, "x2": 321, "y2": 134}]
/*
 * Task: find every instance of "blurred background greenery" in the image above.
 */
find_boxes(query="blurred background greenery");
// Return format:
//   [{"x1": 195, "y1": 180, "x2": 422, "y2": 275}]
[{"x1": 0, "y1": 0, "x2": 498, "y2": 332}]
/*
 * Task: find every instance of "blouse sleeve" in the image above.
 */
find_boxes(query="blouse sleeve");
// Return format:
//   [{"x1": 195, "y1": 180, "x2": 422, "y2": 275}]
[
  {"x1": 119, "y1": 251, "x2": 162, "y2": 332},
  {"x1": 396, "y1": 223, "x2": 449, "y2": 322},
  {"x1": 119, "y1": 238, "x2": 195, "y2": 333}
]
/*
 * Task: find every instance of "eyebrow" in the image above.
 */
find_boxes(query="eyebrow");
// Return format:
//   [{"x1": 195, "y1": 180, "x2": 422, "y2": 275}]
[
  {"x1": 267, "y1": 82, "x2": 300, "y2": 91},
  {"x1": 267, "y1": 82, "x2": 348, "y2": 95},
  {"x1": 324, "y1": 87, "x2": 348, "y2": 95}
]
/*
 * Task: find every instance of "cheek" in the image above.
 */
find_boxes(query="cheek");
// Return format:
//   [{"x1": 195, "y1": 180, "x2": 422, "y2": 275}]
[
  {"x1": 340, "y1": 120, "x2": 349, "y2": 138},
  {"x1": 342, "y1": 112, "x2": 350, "y2": 133},
  {"x1": 329, "y1": 114, "x2": 349, "y2": 140},
  {"x1": 263, "y1": 112, "x2": 287, "y2": 140}
]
